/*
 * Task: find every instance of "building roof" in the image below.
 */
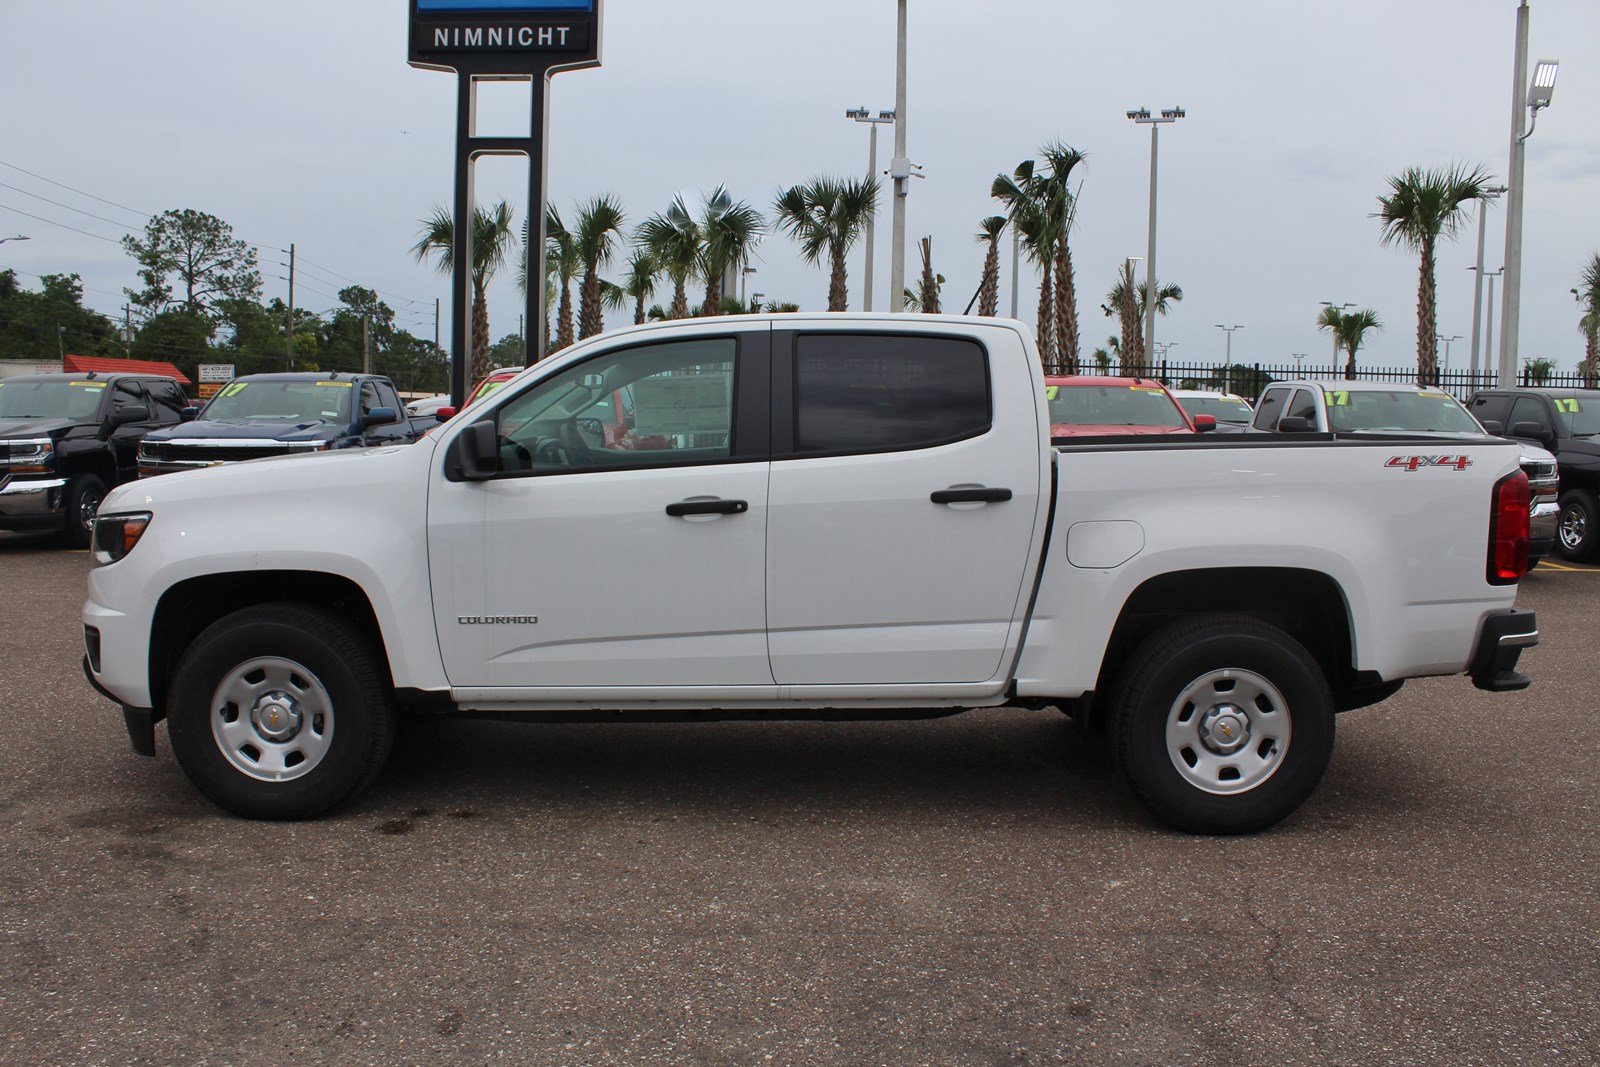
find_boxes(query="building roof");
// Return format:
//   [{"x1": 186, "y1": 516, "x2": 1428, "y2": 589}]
[{"x1": 62, "y1": 354, "x2": 191, "y2": 385}]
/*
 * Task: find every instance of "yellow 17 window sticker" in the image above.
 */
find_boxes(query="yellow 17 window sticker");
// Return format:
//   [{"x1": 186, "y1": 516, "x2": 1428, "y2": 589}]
[{"x1": 1555, "y1": 398, "x2": 1581, "y2": 414}]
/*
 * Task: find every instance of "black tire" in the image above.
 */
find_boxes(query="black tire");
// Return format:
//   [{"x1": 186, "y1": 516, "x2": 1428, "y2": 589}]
[
  {"x1": 1555, "y1": 488, "x2": 1600, "y2": 563},
  {"x1": 167, "y1": 603, "x2": 395, "y2": 819},
  {"x1": 62, "y1": 473, "x2": 106, "y2": 549},
  {"x1": 1110, "y1": 616, "x2": 1335, "y2": 835}
]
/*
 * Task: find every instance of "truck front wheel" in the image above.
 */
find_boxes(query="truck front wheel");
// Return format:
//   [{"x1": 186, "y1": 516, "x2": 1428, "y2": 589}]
[
  {"x1": 167, "y1": 603, "x2": 395, "y2": 819},
  {"x1": 1110, "y1": 616, "x2": 1334, "y2": 834},
  {"x1": 63, "y1": 474, "x2": 105, "y2": 549}
]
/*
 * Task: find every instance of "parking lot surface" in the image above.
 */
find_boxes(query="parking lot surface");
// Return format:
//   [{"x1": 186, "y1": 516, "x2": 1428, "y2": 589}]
[{"x1": 2, "y1": 534, "x2": 1597, "y2": 1064}]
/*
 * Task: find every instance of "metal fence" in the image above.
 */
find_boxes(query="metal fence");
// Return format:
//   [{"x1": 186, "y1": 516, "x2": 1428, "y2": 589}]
[{"x1": 1041, "y1": 360, "x2": 1598, "y2": 401}]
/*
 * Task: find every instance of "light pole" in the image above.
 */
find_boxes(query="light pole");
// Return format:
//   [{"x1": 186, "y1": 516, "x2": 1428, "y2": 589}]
[
  {"x1": 1215, "y1": 324, "x2": 1243, "y2": 392},
  {"x1": 739, "y1": 266, "x2": 757, "y2": 308},
  {"x1": 846, "y1": 107, "x2": 895, "y2": 312},
  {"x1": 751, "y1": 291, "x2": 765, "y2": 313},
  {"x1": 1292, "y1": 353, "x2": 1307, "y2": 375},
  {"x1": 1480, "y1": 268, "x2": 1504, "y2": 374},
  {"x1": 1468, "y1": 186, "x2": 1507, "y2": 377},
  {"x1": 1499, "y1": 0, "x2": 1559, "y2": 386},
  {"x1": 1127, "y1": 106, "x2": 1185, "y2": 366},
  {"x1": 1437, "y1": 334, "x2": 1462, "y2": 378},
  {"x1": 1319, "y1": 301, "x2": 1354, "y2": 371},
  {"x1": 888, "y1": 0, "x2": 910, "y2": 314}
]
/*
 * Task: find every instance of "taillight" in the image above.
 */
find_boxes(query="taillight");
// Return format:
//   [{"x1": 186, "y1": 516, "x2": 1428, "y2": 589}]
[{"x1": 1487, "y1": 470, "x2": 1531, "y2": 585}]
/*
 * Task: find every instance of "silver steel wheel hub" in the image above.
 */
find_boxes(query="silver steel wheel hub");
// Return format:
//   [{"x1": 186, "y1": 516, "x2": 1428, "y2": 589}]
[
  {"x1": 210, "y1": 657, "x2": 334, "y2": 783},
  {"x1": 1166, "y1": 669, "x2": 1291, "y2": 796},
  {"x1": 1198, "y1": 703, "x2": 1251, "y2": 755}
]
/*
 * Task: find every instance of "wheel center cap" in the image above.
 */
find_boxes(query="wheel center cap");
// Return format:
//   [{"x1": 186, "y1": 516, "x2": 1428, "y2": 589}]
[
  {"x1": 1199, "y1": 704, "x2": 1251, "y2": 755},
  {"x1": 252, "y1": 694, "x2": 302, "y2": 742}
]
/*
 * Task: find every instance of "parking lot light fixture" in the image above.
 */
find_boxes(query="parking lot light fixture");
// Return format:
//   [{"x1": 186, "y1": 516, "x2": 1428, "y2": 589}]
[
  {"x1": 847, "y1": 106, "x2": 896, "y2": 312},
  {"x1": 0, "y1": 235, "x2": 29, "y2": 245},
  {"x1": 1128, "y1": 105, "x2": 1186, "y2": 373}
]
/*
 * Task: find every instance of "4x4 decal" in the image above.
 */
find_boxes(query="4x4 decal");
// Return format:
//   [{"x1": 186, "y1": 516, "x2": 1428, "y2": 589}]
[{"x1": 1386, "y1": 455, "x2": 1473, "y2": 472}]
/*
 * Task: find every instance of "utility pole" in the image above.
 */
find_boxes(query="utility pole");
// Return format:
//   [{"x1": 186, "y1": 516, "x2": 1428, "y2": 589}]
[
  {"x1": 121, "y1": 305, "x2": 133, "y2": 357},
  {"x1": 888, "y1": 0, "x2": 909, "y2": 314},
  {"x1": 284, "y1": 242, "x2": 296, "y2": 371},
  {"x1": 1468, "y1": 187, "x2": 1507, "y2": 377},
  {"x1": 361, "y1": 312, "x2": 372, "y2": 374},
  {"x1": 434, "y1": 297, "x2": 440, "y2": 349},
  {"x1": 1484, "y1": 268, "x2": 1504, "y2": 374}
]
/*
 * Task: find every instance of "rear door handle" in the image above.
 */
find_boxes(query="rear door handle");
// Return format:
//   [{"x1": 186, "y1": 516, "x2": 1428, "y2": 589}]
[
  {"x1": 665, "y1": 498, "x2": 749, "y2": 517},
  {"x1": 931, "y1": 487, "x2": 1012, "y2": 505}
]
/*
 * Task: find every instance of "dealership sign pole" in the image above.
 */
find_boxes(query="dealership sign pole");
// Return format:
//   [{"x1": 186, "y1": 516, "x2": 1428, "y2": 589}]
[{"x1": 409, "y1": 0, "x2": 602, "y2": 406}]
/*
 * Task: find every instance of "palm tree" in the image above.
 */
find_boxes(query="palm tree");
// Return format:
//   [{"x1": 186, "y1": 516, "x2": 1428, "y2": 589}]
[
  {"x1": 636, "y1": 196, "x2": 700, "y2": 320},
  {"x1": 411, "y1": 200, "x2": 516, "y2": 385},
  {"x1": 1037, "y1": 142, "x2": 1087, "y2": 369},
  {"x1": 974, "y1": 216, "x2": 1006, "y2": 317},
  {"x1": 696, "y1": 186, "x2": 765, "y2": 316},
  {"x1": 570, "y1": 195, "x2": 626, "y2": 339},
  {"x1": 993, "y1": 167, "x2": 1061, "y2": 365},
  {"x1": 1527, "y1": 357, "x2": 1556, "y2": 385},
  {"x1": 916, "y1": 236, "x2": 941, "y2": 313},
  {"x1": 1317, "y1": 305, "x2": 1384, "y2": 379},
  {"x1": 544, "y1": 206, "x2": 581, "y2": 353},
  {"x1": 1093, "y1": 339, "x2": 1116, "y2": 375},
  {"x1": 1575, "y1": 253, "x2": 1600, "y2": 386},
  {"x1": 620, "y1": 250, "x2": 659, "y2": 326},
  {"x1": 1102, "y1": 270, "x2": 1181, "y2": 374},
  {"x1": 772, "y1": 176, "x2": 879, "y2": 312},
  {"x1": 1375, "y1": 163, "x2": 1493, "y2": 384}
]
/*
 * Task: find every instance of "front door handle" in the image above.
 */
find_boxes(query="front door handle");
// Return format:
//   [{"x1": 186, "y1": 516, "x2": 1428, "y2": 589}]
[
  {"x1": 931, "y1": 486, "x2": 1012, "y2": 505},
  {"x1": 665, "y1": 498, "x2": 749, "y2": 517}
]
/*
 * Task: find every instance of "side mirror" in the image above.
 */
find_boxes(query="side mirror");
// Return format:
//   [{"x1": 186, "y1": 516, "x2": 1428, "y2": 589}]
[
  {"x1": 109, "y1": 407, "x2": 143, "y2": 427},
  {"x1": 447, "y1": 420, "x2": 499, "y2": 481},
  {"x1": 435, "y1": 406, "x2": 457, "y2": 423},
  {"x1": 1480, "y1": 419, "x2": 1505, "y2": 435},
  {"x1": 1192, "y1": 414, "x2": 1217, "y2": 433},
  {"x1": 363, "y1": 406, "x2": 400, "y2": 428},
  {"x1": 1277, "y1": 416, "x2": 1314, "y2": 433},
  {"x1": 1509, "y1": 420, "x2": 1554, "y2": 445}
]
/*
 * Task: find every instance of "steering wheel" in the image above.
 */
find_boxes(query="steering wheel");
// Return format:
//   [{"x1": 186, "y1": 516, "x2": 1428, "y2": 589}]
[
  {"x1": 557, "y1": 418, "x2": 595, "y2": 467},
  {"x1": 497, "y1": 433, "x2": 533, "y2": 470}
]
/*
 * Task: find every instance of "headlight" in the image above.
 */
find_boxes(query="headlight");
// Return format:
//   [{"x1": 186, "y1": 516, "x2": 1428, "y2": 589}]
[
  {"x1": 92, "y1": 512, "x2": 152, "y2": 565},
  {"x1": 3, "y1": 437, "x2": 55, "y2": 473}
]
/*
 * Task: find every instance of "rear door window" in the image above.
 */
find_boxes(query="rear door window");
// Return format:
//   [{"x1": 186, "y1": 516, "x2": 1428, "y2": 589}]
[{"x1": 792, "y1": 334, "x2": 990, "y2": 455}]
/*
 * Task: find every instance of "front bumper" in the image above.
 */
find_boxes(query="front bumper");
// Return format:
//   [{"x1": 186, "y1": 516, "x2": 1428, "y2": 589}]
[
  {"x1": 1529, "y1": 500, "x2": 1559, "y2": 560},
  {"x1": 1467, "y1": 610, "x2": 1538, "y2": 692},
  {"x1": 0, "y1": 476, "x2": 68, "y2": 530}
]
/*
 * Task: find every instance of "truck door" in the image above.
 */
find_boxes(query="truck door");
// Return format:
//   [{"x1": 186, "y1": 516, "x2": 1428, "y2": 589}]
[
  {"x1": 764, "y1": 329, "x2": 1043, "y2": 685},
  {"x1": 427, "y1": 327, "x2": 774, "y2": 689}
]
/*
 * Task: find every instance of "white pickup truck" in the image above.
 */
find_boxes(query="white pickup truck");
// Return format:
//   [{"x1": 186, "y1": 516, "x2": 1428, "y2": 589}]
[{"x1": 82, "y1": 315, "x2": 1539, "y2": 833}]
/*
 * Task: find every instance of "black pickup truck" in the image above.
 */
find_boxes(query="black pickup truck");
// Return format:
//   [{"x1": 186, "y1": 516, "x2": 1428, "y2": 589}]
[
  {"x1": 137, "y1": 372, "x2": 435, "y2": 476},
  {"x1": 1467, "y1": 387, "x2": 1600, "y2": 562},
  {"x1": 0, "y1": 372, "x2": 189, "y2": 546}
]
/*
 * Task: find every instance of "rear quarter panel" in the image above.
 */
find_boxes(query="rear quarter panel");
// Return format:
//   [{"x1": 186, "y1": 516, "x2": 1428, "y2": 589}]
[{"x1": 1014, "y1": 438, "x2": 1524, "y2": 697}]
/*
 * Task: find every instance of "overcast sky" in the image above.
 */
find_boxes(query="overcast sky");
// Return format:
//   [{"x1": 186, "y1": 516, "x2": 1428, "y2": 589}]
[{"x1": 3, "y1": 0, "x2": 1597, "y2": 374}]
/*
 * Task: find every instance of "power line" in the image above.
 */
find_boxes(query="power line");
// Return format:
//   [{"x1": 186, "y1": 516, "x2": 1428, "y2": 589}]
[
  {"x1": 0, "y1": 180, "x2": 145, "y2": 231},
  {"x1": 6, "y1": 268, "x2": 130, "y2": 301},
  {"x1": 0, "y1": 158, "x2": 153, "y2": 219},
  {"x1": 0, "y1": 202, "x2": 126, "y2": 245}
]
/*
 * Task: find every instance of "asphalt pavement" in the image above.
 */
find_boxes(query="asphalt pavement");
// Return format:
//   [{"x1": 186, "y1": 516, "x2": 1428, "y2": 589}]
[{"x1": 1, "y1": 532, "x2": 1596, "y2": 1064}]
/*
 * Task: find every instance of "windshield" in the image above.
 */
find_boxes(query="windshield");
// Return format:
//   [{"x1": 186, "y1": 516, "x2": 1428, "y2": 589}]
[
  {"x1": 1324, "y1": 388, "x2": 1483, "y2": 434},
  {"x1": 200, "y1": 380, "x2": 353, "y2": 424},
  {"x1": 1048, "y1": 383, "x2": 1189, "y2": 429},
  {"x1": 0, "y1": 379, "x2": 106, "y2": 420},
  {"x1": 1546, "y1": 395, "x2": 1600, "y2": 436},
  {"x1": 1179, "y1": 396, "x2": 1253, "y2": 423}
]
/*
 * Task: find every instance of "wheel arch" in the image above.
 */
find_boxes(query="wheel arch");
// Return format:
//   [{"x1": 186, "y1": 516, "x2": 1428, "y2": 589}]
[
  {"x1": 1096, "y1": 567, "x2": 1361, "y2": 699},
  {"x1": 148, "y1": 571, "x2": 389, "y2": 713}
]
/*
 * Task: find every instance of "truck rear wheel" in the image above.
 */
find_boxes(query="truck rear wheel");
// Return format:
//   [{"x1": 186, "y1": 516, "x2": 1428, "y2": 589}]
[
  {"x1": 167, "y1": 603, "x2": 395, "y2": 819},
  {"x1": 1110, "y1": 616, "x2": 1334, "y2": 834},
  {"x1": 63, "y1": 474, "x2": 105, "y2": 549},
  {"x1": 1556, "y1": 488, "x2": 1599, "y2": 562}
]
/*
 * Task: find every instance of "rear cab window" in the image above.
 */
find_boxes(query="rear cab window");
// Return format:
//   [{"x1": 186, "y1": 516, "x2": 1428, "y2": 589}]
[{"x1": 791, "y1": 333, "x2": 990, "y2": 455}]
